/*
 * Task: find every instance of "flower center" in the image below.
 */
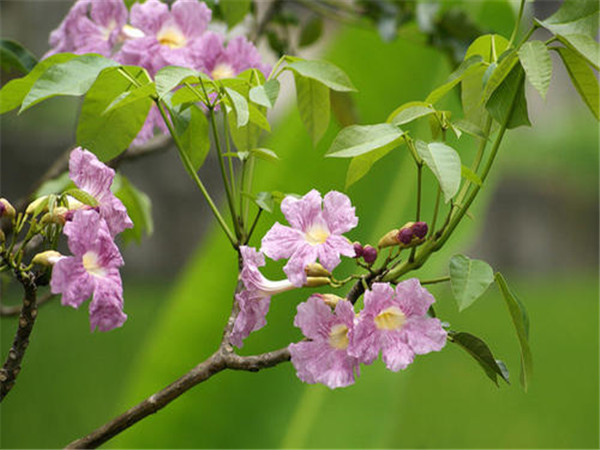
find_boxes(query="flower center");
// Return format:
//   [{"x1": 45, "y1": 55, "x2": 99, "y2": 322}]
[
  {"x1": 120, "y1": 24, "x2": 145, "y2": 41},
  {"x1": 211, "y1": 63, "x2": 235, "y2": 80},
  {"x1": 82, "y1": 251, "x2": 106, "y2": 277},
  {"x1": 157, "y1": 27, "x2": 186, "y2": 48},
  {"x1": 305, "y1": 225, "x2": 330, "y2": 245},
  {"x1": 374, "y1": 306, "x2": 406, "y2": 331},
  {"x1": 101, "y1": 20, "x2": 117, "y2": 41},
  {"x1": 328, "y1": 324, "x2": 349, "y2": 350}
]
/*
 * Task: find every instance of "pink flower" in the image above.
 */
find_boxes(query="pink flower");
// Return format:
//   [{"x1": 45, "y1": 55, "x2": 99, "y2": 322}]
[
  {"x1": 50, "y1": 209, "x2": 127, "y2": 332},
  {"x1": 45, "y1": 0, "x2": 128, "y2": 58},
  {"x1": 348, "y1": 280, "x2": 447, "y2": 371},
  {"x1": 231, "y1": 246, "x2": 296, "y2": 348},
  {"x1": 289, "y1": 296, "x2": 360, "y2": 389},
  {"x1": 195, "y1": 33, "x2": 271, "y2": 80},
  {"x1": 261, "y1": 190, "x2": 358, "y2": 287},
  {"x1": 118, "y1": 0, "x2": 211, "y2": 75},
  {"x1": 69, "y1": 147, "x2": 133, "y2": 237}
]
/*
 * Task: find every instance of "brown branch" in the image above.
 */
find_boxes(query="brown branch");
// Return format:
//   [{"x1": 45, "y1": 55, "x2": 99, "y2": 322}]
[
  {"x1": 0, "y1": 269, "x2": 37, "y2": 401},
  {"x1": 1, "y1": 291, "x2": 55, "y2": 317},
  {"x1": 250, "y1": 0, "x2": 282, "y2": 44}
]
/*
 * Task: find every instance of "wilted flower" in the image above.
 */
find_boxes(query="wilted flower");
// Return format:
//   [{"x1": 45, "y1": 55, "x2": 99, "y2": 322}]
[{"x1": 261, "y1": 190, "x2": 358, "y2": 287}]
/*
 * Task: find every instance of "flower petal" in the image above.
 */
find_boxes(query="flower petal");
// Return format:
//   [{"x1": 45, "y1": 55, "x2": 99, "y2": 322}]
[
  {"x1": 323, "y1": 191, "x2": 358, "y2": 235},
  {"x1": 230, "y1": 290, "x2": 271, "y2": 348},
  {"x1": 403, "y1": 317, "x2": 447, "y2": 354},
  {"x1": 284, "y1": 243, "x2": 318, "y2": 287},
  {"x1": 381, "y1": 332, "x2": 415, "y2": 371},
  {"x1": 261, "y1": 222, "x2": 304, "y2": 261},
  {"x1": 395, "y1": 278, "x2": 435, "y2": 317},
  {"x1": 318, "y1": 234, "x2": 355, "y2": 272},
  {"x1": 280, "y1": 190, "x2": 322, "y2": 232},
  {"x1": 293, "y1": 295, "x2": 335, "y2": 340},
  {"x1": 172, "y1": 0, "x2": 211, "y2": 39},
  {"x1": 69, "y1": 147, "x2": 114, "y2": 199},
  {"x1": 89, "y1": 273, "x2": 127, "y2": 332},
  {"x1": 51, "y1": 256, "x2": 94, "y2": 309},
  {"x1": 130, "y1": 0, "x2": 169, "y2": 34}
]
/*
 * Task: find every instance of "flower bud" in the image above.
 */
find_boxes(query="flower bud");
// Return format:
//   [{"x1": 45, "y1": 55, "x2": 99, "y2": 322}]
[
  {"x1": 397, "y1": 227, "x2": 414, "y2": 244},
  {"x1": 32, "y1": 250, "x2": 63, "y2": 267},
  {"x1": 378, "y1": 229, "x2": 401, "y2": 249},
  {"x1": 304, "y1": 277, "x2": 331, "y2": 288},
  {"x1": 315, "y1": 293, "x2": 345, "y2": 308},
  {"x1": 362, "y1": 245, "x2": 378, "y2": 264},
  {"x1": 25, "y1": 195, "x2": 50, "y2": 215},
  {"x1": 305, "y1": 263, "x2": 331, "y2": 278},
  {"x1": 0, "y1": 198, "x2": 16, "y2": 220},
  {"x1": 41, "y1": 207, "x2": 70, "y2": 226},
  {"x1": 412, "y1": 221, "x2": 428, "y2": 239},
  {"x1": 353, "y1": 242, "x2": 364, "y2": 258}
]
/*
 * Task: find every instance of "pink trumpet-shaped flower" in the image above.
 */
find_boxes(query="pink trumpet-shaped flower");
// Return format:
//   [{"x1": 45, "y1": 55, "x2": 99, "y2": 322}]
[
  {"x1": 230, "y1": 246, "x2": 296, "y2": 348},
  {"x1": 289, "y1": 296, "x2": 360, "y2": 389},
  {"x1": 261, "y1": 190, "x2": 358, "y2": 287},
  {"x1": 45, "y1": 0, "x2": 128, "y2": 58},
  {"x1": 69, "y1": 147, "x2": 132, "y2": 237},
  {"x1": 349, "y1": 280, "x2": 447, "y2": 371},
  {"x1": 50, "y1": 209, "x2": 127, "y2": 332}
]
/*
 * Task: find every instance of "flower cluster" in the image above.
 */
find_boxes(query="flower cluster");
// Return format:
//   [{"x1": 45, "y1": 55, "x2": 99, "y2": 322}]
[
  {"x1": 46, "y1": 0, "x2": 271, "y2": 144},
  {"x1": 49, "y1": 148, "x2": 132, "y2": 332},
  {"x1": 232, "y1": 189, "x2": 447, "y2": 388}
]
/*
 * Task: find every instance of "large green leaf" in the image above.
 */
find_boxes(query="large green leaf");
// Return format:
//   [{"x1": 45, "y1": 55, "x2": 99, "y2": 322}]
[
  {"x1": 286, "y1": 59, "x2": 356, "y2": 92},
  {"x1": 0, "y1": 39, "x2": 37, "y2": 75},
  {"x1": 518, "y1": 41, "x2": 553, "y2": 99},
  {"x1": 537, "y1": 0, "x2": 599, "y2": 37},
  {"x1": 415, "y1": 140, "x2": 461, "y2": 203},
  {"x1": 220, "y1": 0, "x2": 251, "y2": 28},
  {"x1": 449, "y1": 331, "x2": 510, "y2": 386},
  {"x1": 449, "y1": 254, "x2": 494, "y2": 311},
  {"x1": 76, "y1": 66, "x2": 152, "y2": 161},
  {"x1": 387, "y1": 101, "x2": 436, "y2": 126},
  {"x1": 556, "y1": 34, "x2": 599, "y2": 71},
  {"x1": 293, "y1": 73, "x2": 330, "y2": 145},
  {"x1": 20, "y1": 54, "x2": 119, "y2": 112},
  {"x1": 425, "y1": 55, "x2": 484, "y2": 104},
  {"x1": 171, "y1": 104, "x2": 210, "y2": 171},
  {"x1": 326, "y1": 123, "x2": 403, "y2": 158},
  {"x1": 481, "y1": 50, "x2": 519, "y2": 104},
  {"x1": 104, "y1": 82, "x2": 156, "y2": 114},
  {"x1": 554, "y1": 47, "x2": 599, "y2": 121},
  {"x1": 0, "y1": 52, "x2": 76, "y2": 114},
  {"x1": 112, "y1": 174, "x2": 154, "y2": 245},
  {"x1": 464, "y1": 34, "x2": 510, "y2": 62},
  {"x1": 495, "y1": 272, "x2": 533, "y2": 391},
  {"x1": 485, "y1": 65, "x2": 531, "y2": 129}
]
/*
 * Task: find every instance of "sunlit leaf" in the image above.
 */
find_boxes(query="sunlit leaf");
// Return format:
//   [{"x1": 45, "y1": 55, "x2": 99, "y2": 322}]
[
  {"x1": 449, "y1": 254, "x2": 494, "y2": 311},
  {"x1": 286, "y1": 59, "x2": 356, "y2": 92},
  {"x1": 518, "y1": 41, "x2": 553, "y2": 99},
  {"x1": 293, "y1": 73, "x2": 330, "y2": 145},
  {"x1": 556, "y1": 34, "x2": 599, "y2": 70},
  {"x1": 249, "y1": 79, "x2": 280, "y2": 108},
  {"x1": 415, "y1": 140, "x2": 461, "y2": 202},
  {"x1": 388, "y1": 101, "x2": 436, "y2": 125},
  {"x1": 326, "y1": 123, "x2": 403, "y2": 158}
]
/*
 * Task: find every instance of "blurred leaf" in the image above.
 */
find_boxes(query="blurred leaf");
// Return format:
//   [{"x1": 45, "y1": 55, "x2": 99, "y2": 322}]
[
  {"x1": 485, "y1": 65, "x2": 531, "y2": 129},
  {"x1": 326, "y1": 123, "x2": 403, "y2": 158},
  {"x1": 34, "y1": 172, "x2": 74, "y2": 198},
  {"x1": 482, "y1": 50, "x2": 518, "y2": 104},
  {"x1": 449, "y1": 254, "x2": 494, "y2": 311},
  {"x1": 299, "y1": 16, "x2": 324, "y2": 48},
  {"x1": 495, "y1": 272, "x2": 532, "y2": 391},
  {"x1": 426, "y1": 55, "x2": 484, "y2": 104},
  {"x1": 452, "y1": 119, "x2": 488, "y2": 140},
  {"x1": 113, "y1": 174, "x2": 153, "y2": 245},
  {"x1": 554, "y1": 47, "x2": 599, "y2": 120},
  {"x1": 250, "y1": 147, "x2": 279, "y2": 163},
  {"x1": 286, "y1": 59, "x2": 356, "y2": 92},
  {"x1": 0, "y1": 52, "x2": 76, "y2": 114},
  {"x1": 63, "y1": 188, "x2": 99, "y2": 207},
  {"x1": 249, "y1": 79, "x2": 280, "y2": 109},
  {"x1": 345, "y1": 144, "x2": 397, "y2": 189},
  {"x1": 248, "y1": 102, "x2": 271, "y2": 132},
  {"x1": 388, "y1": 101, "x2": 436, "y2": 125},
  {"x1": 171, "y1": 104, "x2": 210, "y2": 171},
  {"x1": 518, "y1": 41, "x2": 553, "y2": 99},
  {"x1": 0, "y1": 39, "x2": 37, "y2": 75},
  {"x1": 77, "y1": 66, "x2": 152, "y2": 161},
  {"x1": 20, "y1": 54, "x2": 119, "y2": 112},
  {"x1": 220, "y1": 0, "x2": 251, "y2": 28},
  {"x1": 460, "y1": 165, "x2": 482, "y2": 186},
  {"x1": 293, "y1": 73, "x2": 330, "y2": 145},
  {"x1": 330, "y1": 91, "x2": 359, "y2": 127},
  {"x1": 254, "y1": 191, "x2": 275, "y2": 213},
  {"x1": 228, "y1": 110, "x2": 262, "y2": 151},
  {"x1": 415, "y1": 140, "x2": 461, "y2": 203},
  {"x1": 556, "y1": 34, "x2": 599, "y2": 71},
  {"x1": 537, "y1": 0, "x2": 599, "y2": 37},
  {"x1": 450, "y1": 331, "x2": 510, "y2": 385},
  {"x1": 465, "y1": 34, "x2": 510, "y2": 62},
  {"x1": 225, "y1": 87, "x2": 249, "y2": 127}
]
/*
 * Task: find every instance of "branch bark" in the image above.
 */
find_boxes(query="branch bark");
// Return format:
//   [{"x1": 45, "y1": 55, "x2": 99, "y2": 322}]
[{"x1": 1, "y1": 292, "x2": 55, "y2": 317}]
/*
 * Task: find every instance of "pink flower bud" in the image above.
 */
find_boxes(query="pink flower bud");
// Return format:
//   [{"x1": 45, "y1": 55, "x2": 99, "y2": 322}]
[
  {"x1": 362, "y1": 245, "x2": 377, "y2": 264},
  {"x1": 397, "y1": 227, "x2": 414, "y2": 244},
  {"x1": 412, "y1": 221, "x2": 428, "y2": 239},
  {"x1": 353, "y1": 242, "x2": 364, "y2": 258},
  {"x1": 0, "y1": 198, "x2": 16, "y2": 220}
]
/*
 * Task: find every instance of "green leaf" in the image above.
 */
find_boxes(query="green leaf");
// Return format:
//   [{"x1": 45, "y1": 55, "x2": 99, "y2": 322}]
[
  {"x1": 220, "y1": 0, "x2": 251, "y2": 28},
  {"x1": 34, "y1": 172, "x2": 74, "y2": 198},
  {"x1": 249, "y1": 79, "x2": 280, "y2": 108},
  {"x1": 224, "y1": 87, "x2": 249, "y2": 127},
  {"x1": 425, "y1": 55, "x2": 484, "y2": 104},
  {"x1": 287, "y1": 59, "x2": 356, "y2": 92},
  {"x1": 556, "y1": 34, "x2": 600, "y2": 71},
  {"x1": 63, "y1": 188, "x2": 99, "y2": 207},
  {"x1": 254, "y1": 191, "x2": 275, "y2": 213},
  {"x1": 518, "y1": 41, "x2": 553, "y2": 99},
  {"x1": 155, "y1": 66, "x2": 203, "y2": 99},
  {"x1": 250, "y1": 147, "x2": 279, "y2": 163},
  {"x1": 104, "y1": 82, "x2": 156, "y2": 114},
  {"x1": 299, "y1": 17, "x2": 324, "y2": 48},
  {"x1": 247, "y1": 102, "x2": 271, "y2": 132},
  {"x1": 387, "y1": 101, "x2": 436, "y2": 125},
  {"x1": 449, "y1": 254, "x2": 494, "y2": 311},
  {"x1": 482, "y1": 50, "x2": 519, "y2": 104},
  {"x1": 20, "y1": 54, "x2": 119, "y2": 112},
  {"x1": 0, "y1": 52, "x2": 76, "y2": 114},
  {"x1": 330, "y1": 91, "x2": 359, "y2": 127},
  {"x1": 0, "y1": 39, "x2": 37, "y2": 75},
  {"x1": 76, "y1": 66, "x2": 153, "y2": 161},
  {"x1": 450, "y1": 331, "x2": 510, "y2": 386},
  {"x1": 537, "y1": 0, "x2": 599, "y2": 37},
  {"x1": 461, "y1": 165, "x2": 482, "y2": 186},
  {"x1": 228, "y1": 110, "x2": 262, "y2": 151},
  {"x1": 294, "y1": 73, "x2": 330, "y2": 145},
  {"x1": 171, "y1": 104, "x2": 210, "y2": 171},
  {"x1": 113, "y1": 174, "x2": 153, "y2": 245},
  {"x1": 495, "y1": 272, "x2": 533, "y2": 391},
  {"x1": 415, "y1": 140, "x2": 461, "y2": 202},
  {"x1": 326, "y1": 123, "x2": 403, "y2": 158},
  {"x1": 465, "y1": 34, "x2": 510, "y2": 63},
  {"x1": 452, "y1": 119, "x2": 489, "y2": 140},
  {"x1": 554, "y1": 47, "x2": 599, "y2": 120},
  {"x1": 485, "y1": 65, "x2": 531, "y2": 129},
  {"x1": 345, "y1": 144, "x2": 397, "y2": 189}
]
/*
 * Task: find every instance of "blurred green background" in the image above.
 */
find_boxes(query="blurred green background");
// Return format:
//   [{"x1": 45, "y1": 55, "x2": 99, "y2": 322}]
[{"x1": 1, "y1": 0, "x2": 598, "y2": 448}]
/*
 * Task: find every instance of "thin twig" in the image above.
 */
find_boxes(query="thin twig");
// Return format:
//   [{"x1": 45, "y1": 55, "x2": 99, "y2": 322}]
[{"x1": 1, "y1": 292, "x2": 55, "y2": 317}]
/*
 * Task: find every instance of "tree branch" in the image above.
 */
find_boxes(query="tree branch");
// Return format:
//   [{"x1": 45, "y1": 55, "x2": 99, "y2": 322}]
[
  {"x1": 1, "y1": 291, "x2": 55, "y2": 317},
  {"x1": 0, "y1": 268, "x2": 37, "y2": 401}
]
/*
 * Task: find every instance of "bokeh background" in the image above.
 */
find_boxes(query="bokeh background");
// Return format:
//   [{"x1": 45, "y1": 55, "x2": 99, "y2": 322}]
[{"x1": 1, "y1": 0, "x2": 598, "y2": 448}]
